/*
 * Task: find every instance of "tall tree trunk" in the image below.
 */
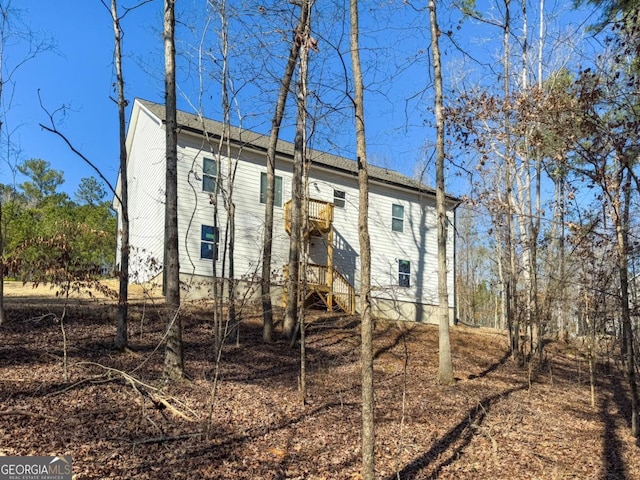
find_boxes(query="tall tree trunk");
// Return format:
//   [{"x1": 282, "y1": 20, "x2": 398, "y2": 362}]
[
  {"x1": 502, "y1": 0, "x2": 519, "y2": 361},
  {"x1": 555, "y1": 174, "x2": 566, "y2": 334},
  {"x1": 349, "y1": 0, "x2": 374, "y2": 476},
  {"x1": 283, "y1": 0, "x2": 313, "y2": 341},
  {"x1": 296, "y1": 10, "x2": 311, "y2": 403},
  {"x1": 261, "y1": 3, "x2": 307, "y2": 343},
  {"x1": 205, "y1": 0, "x2": 224, "y2": 358},
  {"x1": 282, "y1": 113, "x2": 302, "y2": 340},
  {"x1": 617, "y1": 169, "x2": 638, "y2": 437},
  {"x1": 163, "y1": 0, "x2": 183, "y2": 380},
  {"x1": 429, "y1": 0, "x2": 454, "y2": 385},
  {"x1": 534, "y1": 0, "x2": 544, "y2": 362},
  {"x1": 219, "y1": 0, "x2": 237, "y2": 347},
  {"x1": 109, "y1": 0, "x2": 130, "y2": 351},
  {"x1": 520, "y1": 0, "x2": 534, "y2": 358}
]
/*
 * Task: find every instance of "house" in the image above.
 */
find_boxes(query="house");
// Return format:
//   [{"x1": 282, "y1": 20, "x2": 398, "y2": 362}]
[{"x1": 113, "y1": 98, "x2": 460, "y2": 324}]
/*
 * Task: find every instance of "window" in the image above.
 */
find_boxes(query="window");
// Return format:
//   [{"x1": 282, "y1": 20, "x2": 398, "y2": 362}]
[
  {"x1": 392, "y1": 204, "x2": 404, "y2": 232},
  {"x1": 260, "y1": 172, "x2": 283, "y2": 207},
  {"x1": 333, "y1": 189, "x2": 346, "y2": 208},
  {"x1": 203, "y1": 158, "x2": 217, "y2": 193},
  {"x1": 201, "y1": 225, "x2": 219, "y2": 260},
  {"x1": 398, "y1": 260, "x2": 410, "y2": 287}
]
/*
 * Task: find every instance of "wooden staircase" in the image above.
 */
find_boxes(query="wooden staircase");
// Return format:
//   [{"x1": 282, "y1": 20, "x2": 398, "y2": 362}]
[{"x1": 283, "y1": 198, "x2": 356, "y2": 315}]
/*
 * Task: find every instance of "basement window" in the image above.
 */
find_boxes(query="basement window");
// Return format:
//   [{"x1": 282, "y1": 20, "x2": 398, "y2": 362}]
[
  {"x1": 201, "y1": 225, "x2": 219, "y2": 260},
  {"x1": 398, "y1": 260, "x2": 410, "y2": 287}
]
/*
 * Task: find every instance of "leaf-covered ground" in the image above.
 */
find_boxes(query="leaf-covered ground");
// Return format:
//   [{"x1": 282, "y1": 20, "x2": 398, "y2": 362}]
[{"x1": 1, "y1": 287, "x2": 638, "y2": 479}]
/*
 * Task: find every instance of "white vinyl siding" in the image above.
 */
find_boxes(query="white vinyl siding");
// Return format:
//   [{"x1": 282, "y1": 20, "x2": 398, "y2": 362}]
[
  {"x1": 119, "y1": 99, "x2": 456, "y2": 315},
  {"x1": 366, "y1": 186, "x2": 452, "y2": 306},
  {"x1": 124, "y1": 106, "x2": 167, "y2": 283},
  {"x1": 174, "y1": 140, "x2": 291, "y2": 280}
]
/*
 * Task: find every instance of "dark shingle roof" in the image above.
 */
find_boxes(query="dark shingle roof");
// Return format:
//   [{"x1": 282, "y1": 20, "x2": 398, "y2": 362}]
[{"x1": 137, "y1": 98, "x2": 444, "y2": 199}]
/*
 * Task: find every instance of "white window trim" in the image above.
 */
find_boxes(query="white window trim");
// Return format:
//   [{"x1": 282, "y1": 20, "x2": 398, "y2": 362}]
[
  {"x1": 392, "y1": 204, "x2": 404, "y2": 233},
  {"x1": 202, "y1": 158, "x2": 217, "y2": 193}
]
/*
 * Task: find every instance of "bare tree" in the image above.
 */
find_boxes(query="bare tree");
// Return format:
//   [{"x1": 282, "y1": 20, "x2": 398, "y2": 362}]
[
  {"x1": 101, "y1": 0, "x2": 153, "y2": 351},
  {"x1": 109, "y1": 0, "x2": 130, "y2": 351},
  {"x1": 447, "y1": 0, "x2": 522, "y2": 360},
  {"x1": 163, "y1": 0, "x2": 183, "y2": 380},
  {"x1": 450, "y1": 0, "x2": 582, "y2": 364},
  {"x1": 537, "y1": 9, "x2": 640, "y2": 434},
  {"x1": 571, "y1": 86, "x2": 640, "y2": 437},
  {"x1": 212, "y1": 0, "x2": 233, "y2": 357},
  {"x1": 429, "y1": 0, "x2": 454, "y2": 385},
  {"x1": 295, "y1": 2, "x2": 312, "y2": 403},
  {"x1": 349, "y1": 0, "x2": 374, "y2": 476},
  {"x1": 261, "y1": 2, "x2": 308, "y2": 343},
  {"x1": 283, "y1": 0, "x2": 314, "y2": 341}
]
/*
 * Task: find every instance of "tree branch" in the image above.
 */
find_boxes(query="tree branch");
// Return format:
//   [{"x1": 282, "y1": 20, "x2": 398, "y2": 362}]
[{"x1": 37, "y1": 90, "x2": 123, "y2": 209}]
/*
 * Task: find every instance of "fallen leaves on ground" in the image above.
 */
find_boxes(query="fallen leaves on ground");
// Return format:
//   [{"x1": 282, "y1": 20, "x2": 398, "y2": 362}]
[{"x1": 1, "y1": 294, "x2": 637, "y2": 479}]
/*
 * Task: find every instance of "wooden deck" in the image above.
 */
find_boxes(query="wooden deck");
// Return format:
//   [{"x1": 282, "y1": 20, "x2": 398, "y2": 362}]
[{"x1": 284, "y1": 198, "x2": 334, "y2": 236}]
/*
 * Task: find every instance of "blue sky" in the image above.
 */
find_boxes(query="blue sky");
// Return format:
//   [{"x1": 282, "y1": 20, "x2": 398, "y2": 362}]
[
  {"x1": 4, "y1": 0, "x2": 160, "y2": 199},
  {"x1": 3, "y1": 0, "x2": 596, "y2": 202}
]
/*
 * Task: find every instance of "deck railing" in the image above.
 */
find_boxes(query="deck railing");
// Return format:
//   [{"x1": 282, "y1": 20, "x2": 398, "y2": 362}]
[
  {"x1": 331, "y1": 268, "x2": 356, "y2": 314},
  {"x1": 284, "y1": 198, "x2": 334, "y2": 235},
  {"x1": 282, "y1": 262, "x2": 356, "y2": 314}
]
